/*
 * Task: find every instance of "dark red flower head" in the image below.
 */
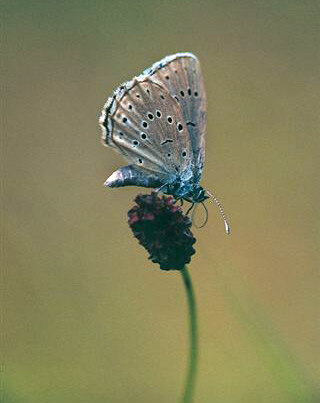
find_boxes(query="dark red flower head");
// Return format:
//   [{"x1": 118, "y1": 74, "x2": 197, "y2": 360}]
[{"x1": 128, "y1": 192, "x2": 196, "y2": 270}]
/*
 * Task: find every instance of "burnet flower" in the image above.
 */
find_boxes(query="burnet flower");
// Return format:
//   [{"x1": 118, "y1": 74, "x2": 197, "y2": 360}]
[{"x1": 128, "y1": 192, "x2": 196, "y2": 270}]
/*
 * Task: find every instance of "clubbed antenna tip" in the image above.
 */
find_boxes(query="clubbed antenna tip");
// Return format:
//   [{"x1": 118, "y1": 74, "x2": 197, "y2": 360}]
[{"x1": 224, "y1": 220, "x2": 231, "y2": 235}]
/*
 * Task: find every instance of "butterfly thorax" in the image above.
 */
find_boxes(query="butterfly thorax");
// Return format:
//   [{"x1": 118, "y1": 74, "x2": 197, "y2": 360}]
[{"x1": 165, "y1": 180, "x2": 208, "y2": 203}]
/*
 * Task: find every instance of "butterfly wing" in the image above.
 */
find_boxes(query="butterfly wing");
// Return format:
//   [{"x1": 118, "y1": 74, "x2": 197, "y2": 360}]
[
  {"x1": 145, "y1": 53, "x2": 207, "y2": 181},
  {"x1": 100, "y1": 76, "x2": 193, "y2": 187}
]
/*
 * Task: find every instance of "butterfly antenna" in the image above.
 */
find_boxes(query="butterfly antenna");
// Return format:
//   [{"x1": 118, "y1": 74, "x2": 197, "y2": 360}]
[{"x1": 206, "y1": 190, "x2": 231, "y2": 235}]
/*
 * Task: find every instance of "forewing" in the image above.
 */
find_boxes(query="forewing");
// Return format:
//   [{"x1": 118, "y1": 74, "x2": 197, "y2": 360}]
[
  {"x1": 146, "y1": 53, "x2": 207, "y2": 178},
  {"x1": 100, "y1": 77, "x2": 192, "y2": 178}
]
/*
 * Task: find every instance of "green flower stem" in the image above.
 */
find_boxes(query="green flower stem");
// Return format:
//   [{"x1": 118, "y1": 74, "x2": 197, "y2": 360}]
[{"x1": 180, "y1": 266, "x2": 198, "y2": 403}]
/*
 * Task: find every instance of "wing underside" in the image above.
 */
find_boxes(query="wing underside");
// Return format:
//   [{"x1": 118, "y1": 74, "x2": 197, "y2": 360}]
[{"x1": 99, "y1": 52, "x2": 207, "y2": 187}]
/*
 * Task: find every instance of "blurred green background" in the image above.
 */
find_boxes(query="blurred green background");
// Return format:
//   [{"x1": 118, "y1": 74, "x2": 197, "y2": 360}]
[{"x1": 3, "y1": 1, "x2": 319, "y2": 402}]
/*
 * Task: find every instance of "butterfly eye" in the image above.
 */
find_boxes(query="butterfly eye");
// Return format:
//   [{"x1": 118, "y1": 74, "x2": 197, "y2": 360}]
[
  {"x1": 194, "y1": 91, "x2": 198, "y2": 97},
  {"x1": 138, "y1": 158, "x2": 143, "y2": 164},
  {"x1": 167, "y1": 153, "x2": 171, "y2": 158},
  {"x1": 167, "y1": 116, "x2": 173, "y2": 124},
  {"x1": 142, "y1": 121, "x2": 148, "y2": 128},
  {"x1": 182, "y1": 151, "x2": 187, "y2": 157},
  {"x1": 118, "y1": 131, "x2": 124, "y2": 139},
  {"x1": 165, "y1": 75, "x2": 170, "y2": 80},
  {"x1": 140, "y1": 132, "x2": 147, "y2": 140},
  {"x1": 147, "y1": 113, "x2": 154, "y2": 120},
  {"x1": 174, "y1": 96, "x2": 179, "y2": 103},
  {"x1": 128, "y1": 104, "x2": 133, "y2": 110},
  {"x1": 156, "y1": 110, "x2": 162, "y2": 118},
  {"x1": 177, "y1": 123, "x2": 183, "y2": 132},
  {"x1": 122, "y1": 117, "x2": 128, "y2": 124},
  {"x1": 187, "y1": 88, "x2": 192, "y2": 96},
  {"x1": 180, "y1": 90, "x2": 185, "y2": 97},
  {"x1": 132, "y1": 140, "x2": 139, "y2": 147},
  {"x1": 160, "y1": 94, "x2": 165, "y2": 100}
]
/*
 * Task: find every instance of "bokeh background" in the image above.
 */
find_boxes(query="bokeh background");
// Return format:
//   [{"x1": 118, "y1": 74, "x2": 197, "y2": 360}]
[{"x1": 3, "y1": 1, "x2": 319, "y2": 402}]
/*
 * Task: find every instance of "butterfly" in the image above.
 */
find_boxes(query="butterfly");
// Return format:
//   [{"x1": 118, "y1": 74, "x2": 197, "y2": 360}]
[{"x1": 99, "y1": 52, "x2": 230, "y2": 233}]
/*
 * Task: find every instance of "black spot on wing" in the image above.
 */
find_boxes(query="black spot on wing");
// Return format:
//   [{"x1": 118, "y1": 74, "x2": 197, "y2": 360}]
[
  {"x1": 161, "y1": 139, "x2": 174, "y2": 146},
  {"x1": 186, "y1": 121, "x2": 196, "y2": 127}
]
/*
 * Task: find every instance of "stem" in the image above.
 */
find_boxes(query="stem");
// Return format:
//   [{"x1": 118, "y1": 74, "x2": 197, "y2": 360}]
[{"x1": 180, "y1": 266, "x2": 198, "y2": 403}]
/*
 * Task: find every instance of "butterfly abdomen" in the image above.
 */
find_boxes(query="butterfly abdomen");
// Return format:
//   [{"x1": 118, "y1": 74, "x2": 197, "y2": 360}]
[{"x1": 105, "y1": 165, "x2": 167, "y2": 189}]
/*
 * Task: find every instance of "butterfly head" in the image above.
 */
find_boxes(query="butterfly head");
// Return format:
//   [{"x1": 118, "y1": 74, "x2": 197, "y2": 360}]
[
  {"x1": 192, "y1": 186, "x2": 209, "y2": 203},
  {"x1": 184, "y1": 185, "x2": 209, "y2": 203}
]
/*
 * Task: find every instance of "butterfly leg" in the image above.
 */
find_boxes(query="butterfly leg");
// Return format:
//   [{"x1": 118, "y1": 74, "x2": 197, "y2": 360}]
[
  {"x1": 155, "y1": 182, "x2": 170, "y2": 194},
  {"x1": 185, "y1": 202, "x2": 195, "y2": 215}
]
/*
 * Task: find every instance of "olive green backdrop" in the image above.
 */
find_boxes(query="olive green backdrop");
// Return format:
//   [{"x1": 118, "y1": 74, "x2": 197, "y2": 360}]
[{"x1": 3, "y1": 1, "x2": 319, "y2": 402}]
